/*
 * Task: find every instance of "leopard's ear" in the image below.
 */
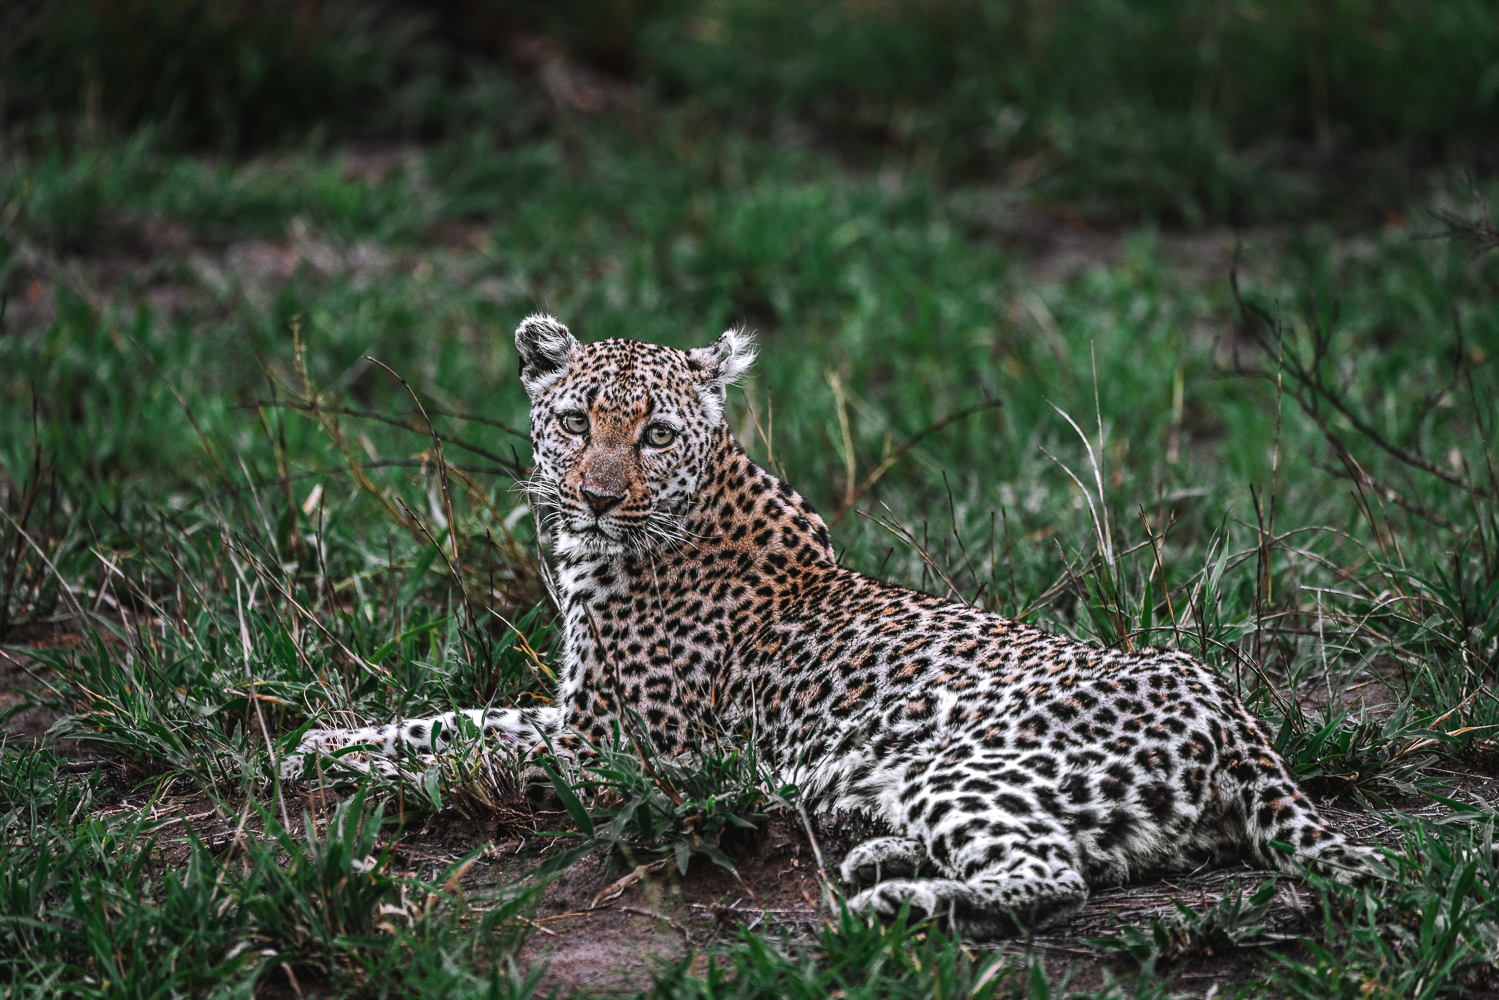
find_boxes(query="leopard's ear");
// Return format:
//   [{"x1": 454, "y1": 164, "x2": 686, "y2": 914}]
[
  {"x1": 514, "y1": 314, "x2": 580, "y2": 393},
  {"x1": 687, "y1": 328, "x2": 756, "y2": 406}
]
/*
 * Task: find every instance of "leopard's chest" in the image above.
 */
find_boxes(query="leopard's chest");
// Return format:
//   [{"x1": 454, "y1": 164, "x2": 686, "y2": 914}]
[{"x1": 550, "y1": 539, "x2": 738, "y2": 732}]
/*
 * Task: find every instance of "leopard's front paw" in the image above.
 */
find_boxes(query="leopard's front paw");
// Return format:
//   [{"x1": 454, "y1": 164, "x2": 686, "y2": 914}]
[
  {"x1": 279, "y1": 752, "x2": 308, "y2": 782},
  {"x1": 846, "y1": 877, "x2": 1035, "y2": 940},
  {"x1": 847, "y1": 878, "x2": 947, "y2": 923},
  {"x1": 840, "y1": 837, "x2": 933, "y2": 887}
]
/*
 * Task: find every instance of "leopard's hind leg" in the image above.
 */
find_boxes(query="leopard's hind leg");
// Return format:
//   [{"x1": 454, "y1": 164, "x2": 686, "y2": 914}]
[{"x1": 845, "y1": 757, "x2": 1088, "y2": 938}]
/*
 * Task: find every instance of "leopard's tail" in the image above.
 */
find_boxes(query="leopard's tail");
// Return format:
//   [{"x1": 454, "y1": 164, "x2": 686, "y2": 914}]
[{"x1": 1222, "y1": 744, "x2": 1379, "y2": 884}]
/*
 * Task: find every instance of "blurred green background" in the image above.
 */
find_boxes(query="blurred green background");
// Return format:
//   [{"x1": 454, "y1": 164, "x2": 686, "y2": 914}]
[{"x1": 6, "y1": 0, "x2": 1498, "y2": 219}]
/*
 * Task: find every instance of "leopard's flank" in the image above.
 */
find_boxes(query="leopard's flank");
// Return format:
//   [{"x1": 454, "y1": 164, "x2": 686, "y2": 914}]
[{"x1": 286, "y1": 315, "x2": 1375, "y2": 938}]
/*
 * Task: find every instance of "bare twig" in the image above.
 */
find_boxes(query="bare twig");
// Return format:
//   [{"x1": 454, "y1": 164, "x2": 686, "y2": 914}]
[
  {"x1": 858, "y1": 509, "x2": 968, "y2": 605},
  {"x1": 829, "y1": 399, "x2": 1003, "y2": 524},
  {"x1": 1139, "y1": 508, "x2": 1181, "y2": 645},
  {"x1": 366, "y1": 358, "x2": 461, "y2": 570},
  {"x1": 1229, "y1": 264, "x2": 1492, "y2": 500},
  {"x1": 1311, "y1": 460, "x2": 1461, "y2": 532},
  {"x1": 237, "y1": 579, "x2": 291, "y2": 831},
  {"x1": 198, "y1": 459, "x2": 518, "y2": 503},
  {"x1": 591, "y1": 859, "x2": 667, "y2": 908},
  {"x1": 238, "y1": 398, "x2": 528, "y2": 478},
  {"x1": 1425, "y1": 176, "x2": 1499, "y2": 257}
]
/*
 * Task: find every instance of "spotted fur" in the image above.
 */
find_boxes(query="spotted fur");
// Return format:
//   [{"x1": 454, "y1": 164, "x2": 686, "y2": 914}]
[{"x1": 285, "y1": 316, "x2": 1376, "y2": 938}]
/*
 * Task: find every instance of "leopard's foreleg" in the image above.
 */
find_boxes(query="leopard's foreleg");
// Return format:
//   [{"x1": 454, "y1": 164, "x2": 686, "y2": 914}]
[{"x1": 279, "y1": 706, "x2": 563, "y2": 780}]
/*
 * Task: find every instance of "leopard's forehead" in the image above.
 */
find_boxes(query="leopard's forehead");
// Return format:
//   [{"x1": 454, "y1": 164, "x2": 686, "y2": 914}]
[{"x1": 546, "y1": 338, "x2": 702, "y2": 406}]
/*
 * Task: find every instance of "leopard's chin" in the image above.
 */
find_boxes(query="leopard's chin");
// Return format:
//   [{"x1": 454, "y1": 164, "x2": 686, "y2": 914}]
[{"x1": 553, "y1": 520, "x2": 636, "y2": 559}]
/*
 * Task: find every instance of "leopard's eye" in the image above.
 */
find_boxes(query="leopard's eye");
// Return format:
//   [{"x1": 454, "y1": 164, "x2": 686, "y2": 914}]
[
  {"x1": 558, "y1": 412, "x2": 588, "y2": 436},
  {"x1": 643, "y1": 423, "x2": 677, "y2": 448}
]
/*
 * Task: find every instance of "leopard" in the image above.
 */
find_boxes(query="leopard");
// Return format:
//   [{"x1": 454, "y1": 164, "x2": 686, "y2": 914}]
[{"x1": 283, "y1": 314, "x2": 1377, "y2": 938}]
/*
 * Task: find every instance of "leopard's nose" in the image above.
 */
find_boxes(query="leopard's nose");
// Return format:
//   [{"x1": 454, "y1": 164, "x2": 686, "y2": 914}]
[{"x1": 581, "y1": 487, "x2": 624, "y2": 516}]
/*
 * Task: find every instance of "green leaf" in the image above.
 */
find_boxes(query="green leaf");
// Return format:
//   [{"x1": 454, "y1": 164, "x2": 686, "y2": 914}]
[
  {"x1": 540, "y1": 762, "x2": 595, "y2": 839},
  {"x1": 602, "y1": 795, "x2": 645, "y2": 842},
  {"x1": 696, "y1": 841, "x2": 737, "y2": 874},
  {"x1": 1026, "y1": 957, "x2": 1051, "y2": 1000},
  {"x1": 277, "y1": 717, "x2": 316, "y2": 753},
  {"x1": 397, "y1": 537, "x2": 447, "y2": 607},
  {"x1": 369, "y1": 615, "x2": 452, "y2": 665}
]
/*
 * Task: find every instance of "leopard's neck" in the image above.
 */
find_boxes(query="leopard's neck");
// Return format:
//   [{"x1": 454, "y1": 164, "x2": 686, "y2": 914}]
[{"x1": 680, "y1": 424, "x2": 838, "y2": 561}]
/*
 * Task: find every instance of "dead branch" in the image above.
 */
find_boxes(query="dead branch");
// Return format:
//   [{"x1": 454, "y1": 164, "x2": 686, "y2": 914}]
[
  {"x1": 1229, "y1": 256, "x2": 1493, "y2": 502},
  {"x1": 829, "y1": 399, "x2": 1003, "y2": 525},
  {"x1": 241, "y1": 398, "x2": 529, "y2": 479}
]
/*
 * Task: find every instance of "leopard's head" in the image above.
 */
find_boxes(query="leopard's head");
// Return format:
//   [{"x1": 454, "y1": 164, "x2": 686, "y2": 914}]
[{"x1": 514, "y1": 314, "x2": 754, "y2": 556}]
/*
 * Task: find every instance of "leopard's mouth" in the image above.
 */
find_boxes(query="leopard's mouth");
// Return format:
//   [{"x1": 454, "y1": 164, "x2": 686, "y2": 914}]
[
  {"x1": 583, "y1": 520, "x2": 625, "y2": 543},
  {"x1": 554, "y1": 507, "x2": 630, "y2": 549},
  {"x1": 562, "y1": 515, "x2": 620, "y2": 539},
  {"x1": 552, "y1": 499, "x2": 678, "y2": 556}
]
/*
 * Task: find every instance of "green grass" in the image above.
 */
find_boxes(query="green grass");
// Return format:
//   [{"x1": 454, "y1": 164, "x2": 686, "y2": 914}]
[
  {"x1": 536, "y1": 734, "x2": 799, "y2": 879},
  {"x1": 1086, "y1": 877, "x2": 1285, "y2": 976},
  {"x1": 647, "y1": 903, "x2": 1019, "y2": 999},
  {"x1": 1, "y1": 71, "x2": 1498, "y2": 997},
  {"x1": 1270, "y1": 808, "x2": 1499, "y2": 999},
  {"x1": 0, "y1": 742, "x2": 546, "y2": 998},
  {"x1": 636, "y1": 0, "x2": 1499, "y2": 219}
]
